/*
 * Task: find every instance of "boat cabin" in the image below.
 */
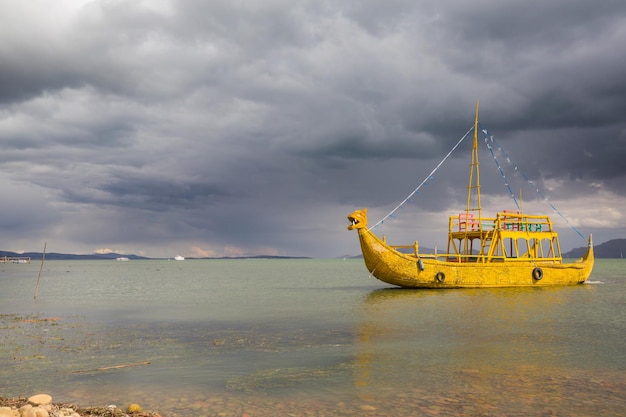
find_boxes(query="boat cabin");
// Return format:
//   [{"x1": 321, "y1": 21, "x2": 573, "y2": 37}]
[{"x1": 446, "y1": 210, "x2": 562, "y2": 263}]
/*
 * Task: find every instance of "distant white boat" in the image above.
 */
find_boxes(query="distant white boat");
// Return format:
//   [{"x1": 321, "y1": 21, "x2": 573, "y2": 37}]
[
  {"x1": 116, "y1": 257, "x2": 129, "y2": 261},
  {"x1": 174, "y1": 255, "x2": 185, "y2": 261}
]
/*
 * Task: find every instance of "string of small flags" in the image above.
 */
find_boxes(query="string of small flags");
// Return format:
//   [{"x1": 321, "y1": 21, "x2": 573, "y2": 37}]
[
  {"x1": 479, "y1": 124, "x2": 585, "y2": 241},
  {"x1": 481, "y1": 127, "x2": 520, "y2": 211}
]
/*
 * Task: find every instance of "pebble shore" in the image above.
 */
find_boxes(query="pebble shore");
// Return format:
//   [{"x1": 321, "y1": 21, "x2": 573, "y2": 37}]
[{"x1": 0, "y1": 395, "x2": 161, "y2": 417}]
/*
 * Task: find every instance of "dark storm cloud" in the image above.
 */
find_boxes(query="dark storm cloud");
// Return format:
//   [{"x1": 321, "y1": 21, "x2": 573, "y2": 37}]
[{"x1": 1, "y1": 0, "x2": 625, "y2": 257}]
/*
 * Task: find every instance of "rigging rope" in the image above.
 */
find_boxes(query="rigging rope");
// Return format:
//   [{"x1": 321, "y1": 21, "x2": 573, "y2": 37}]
[
  {"x1": 369, "y1": 126, "x2": 474, "y2": 231},
  {"x1": 369, "y1": 122, "x2": 586, "y2": 241},
  {"x1": 481, "y1": 127, "x2": 520, "y2": 211},
  {"x1": 479, "y1": 123, "x2": 586, "y2": 240}
]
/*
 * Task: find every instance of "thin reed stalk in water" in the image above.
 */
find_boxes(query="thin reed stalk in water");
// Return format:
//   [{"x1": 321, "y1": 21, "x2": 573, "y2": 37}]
[{"x1": 34, "y1": 242, "x2": 46, "y2": 299}]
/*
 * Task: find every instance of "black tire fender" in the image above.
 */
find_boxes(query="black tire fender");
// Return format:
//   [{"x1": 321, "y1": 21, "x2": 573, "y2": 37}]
[
  {"x1": 532, "y1": 267, "x2": 543, "y2": 280},
  {"x1": 435, "y1": 271, "x2": 445, "y2": 282}
]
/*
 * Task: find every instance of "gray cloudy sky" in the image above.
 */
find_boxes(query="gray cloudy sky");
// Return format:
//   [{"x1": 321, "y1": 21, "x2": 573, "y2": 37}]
[{"x1": 1, "y1": 0, "x2": 625, "y2": 258}]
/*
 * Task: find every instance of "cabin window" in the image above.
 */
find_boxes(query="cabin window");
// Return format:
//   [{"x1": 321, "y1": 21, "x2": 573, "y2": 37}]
[
  {"x1": 501, "y1": 238, "x2": 514, "y2": 258},
  {"x1": 528, "y1": 238, "x2": 555, "y2": 258},
  {"x1": 516, "y1": 238, "x2": 530, "y2": 258}
]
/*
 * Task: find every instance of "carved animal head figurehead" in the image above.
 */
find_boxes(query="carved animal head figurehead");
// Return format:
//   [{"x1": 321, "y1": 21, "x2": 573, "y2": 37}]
[{"x1": 347, "y1": 208, "x2": 368, "y2": 230}]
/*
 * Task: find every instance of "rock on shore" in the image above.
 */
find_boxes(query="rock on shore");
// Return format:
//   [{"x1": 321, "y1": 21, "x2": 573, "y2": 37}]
[{"x1": 0, "y1": 395, "x2": 160, "y2": 417}]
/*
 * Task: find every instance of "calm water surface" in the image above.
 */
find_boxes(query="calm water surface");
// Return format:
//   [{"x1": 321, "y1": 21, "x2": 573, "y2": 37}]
[{"x1": 1, "y1": 259, "x2": 624, "y2": 416}]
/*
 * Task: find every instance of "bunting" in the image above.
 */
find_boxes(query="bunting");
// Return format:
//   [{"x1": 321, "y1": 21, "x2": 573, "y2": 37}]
[
  {"x1": 481, "y1": 128, "x2": 520, "y2": 211},
  {"x1": 479, "y1": 123, "x2": 585, "y2": 241}
]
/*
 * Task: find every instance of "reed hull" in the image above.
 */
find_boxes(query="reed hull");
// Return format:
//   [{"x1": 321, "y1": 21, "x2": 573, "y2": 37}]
[{"x1": 357, "y1": 228, "x2": 594, "y2": 288}]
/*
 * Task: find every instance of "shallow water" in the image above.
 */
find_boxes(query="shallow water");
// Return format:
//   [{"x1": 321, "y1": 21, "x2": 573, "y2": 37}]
[{"x1": 1, "y1": 259, "x2": 624, "y2": 416}]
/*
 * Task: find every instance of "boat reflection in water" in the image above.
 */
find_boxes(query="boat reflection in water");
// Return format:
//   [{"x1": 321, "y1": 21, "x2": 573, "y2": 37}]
[{"x1": 351, "y1": 284, "x2": 620, "y2": 415}]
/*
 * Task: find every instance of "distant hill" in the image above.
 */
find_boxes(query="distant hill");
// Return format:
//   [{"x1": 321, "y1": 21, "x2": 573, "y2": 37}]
[
  {"x1": 0, "y1": 251, "x2": 309, "y2": 261},
  {"x1": 191, "y1": 255, "x2": 311, "y2": 260},
  {"x1": 4, "y1": 239, "x2": 624, "y2": 260},
  {"x1": 0, "y1": 251, "x2": 148, "y2": 260},
  {"x1": 563, "y1": 239, "x2": 626, "y2": 259}
]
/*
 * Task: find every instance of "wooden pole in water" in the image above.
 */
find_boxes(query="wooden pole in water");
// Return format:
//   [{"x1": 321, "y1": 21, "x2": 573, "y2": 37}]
[{"x1": 34, "y1": 242, "x2": 47, "y2": 299}]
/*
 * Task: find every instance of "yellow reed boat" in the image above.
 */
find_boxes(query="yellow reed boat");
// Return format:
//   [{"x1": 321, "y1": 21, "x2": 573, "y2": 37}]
[{"x1": 347, "y1": 104, "x2": 594, "y2": 288}]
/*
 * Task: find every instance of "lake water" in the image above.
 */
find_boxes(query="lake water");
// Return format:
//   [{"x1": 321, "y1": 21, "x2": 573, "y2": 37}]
[{"x1": 1, "y1": 259, "x2": 624, "y2": 416}]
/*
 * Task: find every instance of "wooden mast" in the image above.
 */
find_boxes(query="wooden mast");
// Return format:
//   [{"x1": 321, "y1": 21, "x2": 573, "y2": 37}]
[
  {"x1": 462, "y1": 101, "x2": 482, "y2": 255},
  {"x1": 466, "y1": 100, "x2": 481, "y2": 217}
]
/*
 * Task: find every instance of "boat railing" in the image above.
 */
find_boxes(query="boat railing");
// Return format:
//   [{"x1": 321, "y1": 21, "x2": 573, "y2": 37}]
[
  {"x1": 389, "y1": 243, "x2": 442, "y2": 259},
  {"x1": 389, "y1": 245, "x2": 561, "y2": 263},
  {"x1": 388, "y1": 243, "x2": 489, "y2": 261},
  {"x1": 449, "y1": 212, "x2": 554, "y2": 234},
  {"x1": 495, "y1": 212, "x2": 554, "y2": 233}
]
